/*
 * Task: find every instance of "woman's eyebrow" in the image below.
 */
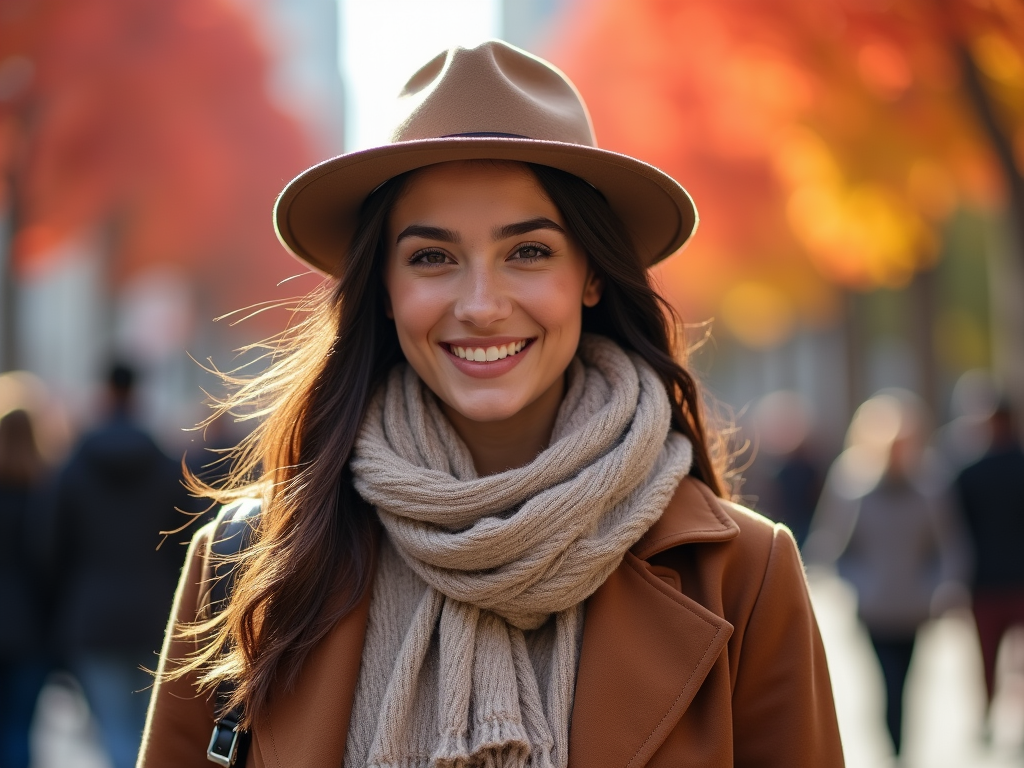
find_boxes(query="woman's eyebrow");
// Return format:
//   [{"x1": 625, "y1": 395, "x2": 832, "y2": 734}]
[
  {"x1": 492, "y1": 217, "x2": 565, "y2": 240},
  {"x1": 395, "y1": 224, "x2": 461, "y2": 244}
]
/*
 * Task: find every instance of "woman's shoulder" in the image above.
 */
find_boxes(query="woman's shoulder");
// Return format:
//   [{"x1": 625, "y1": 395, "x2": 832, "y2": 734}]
[
  {"x1": 640, "y1": 477, "x2": 807, "y2": 624},
  {"x1": 183, "y1": 498, "x2": 262, "y2": 553},
  {"x1": 177, "y1": 499, "x2": 262, "y2": 606},
  {"x1": 719, "y1": 495, "x2": 796, "y2": 557},
  {"x1": 205, "y1": 499, "x2": 262, "y2": 553}
]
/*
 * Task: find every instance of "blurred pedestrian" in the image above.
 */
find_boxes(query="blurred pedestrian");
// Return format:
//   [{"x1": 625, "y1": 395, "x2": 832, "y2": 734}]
[
  {"x1": 953, "y1": 399, "x2": 1024, "y2": 713},
  {"x1": 744, "y1": 390, "x2": 823, "y2": 547},
  {"x1": 0, "y1": 404, "x2": 51, "y2": 768},
  {"x1": 40, "y1": 363, "x2": 192, "y2": 768},
  {"x1": 806, "y1": 390, "x2": 969, "y2": 760},
  {"x1": 936, "y1": 369, "x2": 999, "y2": 473}
]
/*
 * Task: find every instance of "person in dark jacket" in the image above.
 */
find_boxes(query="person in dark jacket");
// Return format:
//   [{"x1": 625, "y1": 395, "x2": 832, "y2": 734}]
[
  {"x1": 954, "y1": 400, "x2": 1024, "y2": 710},
  {"x1": 745, "y1": 390, "x2": 823, "y2": 548},
  {"x1": 41, "y1": 363, "x2": 192, "y2": 768},
  {"x1": 0, "y1": 405, "x2": 51, "y2": 768}
]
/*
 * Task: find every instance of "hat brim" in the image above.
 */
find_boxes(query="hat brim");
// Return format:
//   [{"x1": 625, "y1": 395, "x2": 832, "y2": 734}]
[{"x1": 274, "y1": 136, "x2": 698, "y2": 276}]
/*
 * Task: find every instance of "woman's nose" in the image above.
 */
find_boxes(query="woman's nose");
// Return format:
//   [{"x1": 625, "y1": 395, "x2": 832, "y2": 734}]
[{"x1": 453, "y1": 265, "x2": 513, "y2": 326}]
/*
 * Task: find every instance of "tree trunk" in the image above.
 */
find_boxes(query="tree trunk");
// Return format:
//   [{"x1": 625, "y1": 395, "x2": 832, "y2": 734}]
[
  {"x1": 842, "y1": 288, "x2": 865, "y2": 420},
  {"x1": 957, "y1": 45, "x2": 1024, "y2": 272},
  {"x1": 957, "y1": 45, "x2": 1024, "y2": 409},
  {"x1": 909, "y1": 268, "x2": 939, "y2": 418},
  {"x1": 1, "y1": 177, "x2": 18, "y2": 372}
]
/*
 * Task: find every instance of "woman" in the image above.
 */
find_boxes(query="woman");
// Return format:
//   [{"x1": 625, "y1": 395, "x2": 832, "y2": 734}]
[{"x1": 140, "y1": 41, "x2": 842, "y2": 767}]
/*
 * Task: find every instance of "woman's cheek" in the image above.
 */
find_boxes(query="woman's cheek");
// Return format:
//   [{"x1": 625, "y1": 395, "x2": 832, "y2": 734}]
[
  {"x1": 391, "y1": 279, "x2": 446, "y2": 345},
  {"x1": 522, "y1": 271, "x2": 586, "y2": 339}
]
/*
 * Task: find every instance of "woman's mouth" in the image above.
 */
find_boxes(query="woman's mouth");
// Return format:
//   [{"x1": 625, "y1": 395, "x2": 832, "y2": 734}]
[{"x1": 443, "y1": 339, "x2": 532, "y2": 362}]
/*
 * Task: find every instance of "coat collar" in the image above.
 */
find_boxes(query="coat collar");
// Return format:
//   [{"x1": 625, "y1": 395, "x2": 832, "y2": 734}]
[
  {"x1": 632, "y1": 475, "x2": 740, "y2": 558},
  {"x1": 255, "y1": 477, "x2": 736, "y2": 767}
]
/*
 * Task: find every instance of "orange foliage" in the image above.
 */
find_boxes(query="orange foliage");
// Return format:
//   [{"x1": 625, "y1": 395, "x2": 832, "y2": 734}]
[
  {"x1": 0, "y1": 0, "x2": 314, "y2": 312},
  {"x1": 549, "y1": 0, "x2": 1023, "y2": 335}
]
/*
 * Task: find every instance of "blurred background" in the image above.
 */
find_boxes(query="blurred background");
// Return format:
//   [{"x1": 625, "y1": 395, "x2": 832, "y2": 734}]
[{"x1": 1, "y1": 0, "x2": 1023, "y2": 766}]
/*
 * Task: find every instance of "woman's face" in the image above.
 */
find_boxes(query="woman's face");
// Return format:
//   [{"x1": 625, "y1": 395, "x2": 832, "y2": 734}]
[{"x1": 384, "y1": 161, "x2": 602, "y2": 423}]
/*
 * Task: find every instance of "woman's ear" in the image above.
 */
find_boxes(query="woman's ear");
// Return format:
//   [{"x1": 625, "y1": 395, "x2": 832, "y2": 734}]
[{"x1": 582, "y1": 269, "x2": 603, "y2": 308}]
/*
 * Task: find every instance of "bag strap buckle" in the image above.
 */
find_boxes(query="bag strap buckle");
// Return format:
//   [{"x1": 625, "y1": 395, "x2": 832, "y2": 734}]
[{"x1": 207, "y1": 715, "x2": 243, "y2": 766}]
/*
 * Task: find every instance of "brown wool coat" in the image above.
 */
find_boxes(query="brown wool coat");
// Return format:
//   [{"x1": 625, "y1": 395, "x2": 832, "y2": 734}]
[{"x1": 137, "y1": 478, "x2": 845, "y2": 767}]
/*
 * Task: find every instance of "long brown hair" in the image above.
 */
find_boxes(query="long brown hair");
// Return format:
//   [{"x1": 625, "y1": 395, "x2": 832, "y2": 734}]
[{"x1": 178, "y1": 161, "x2": 727, "y2": 725}]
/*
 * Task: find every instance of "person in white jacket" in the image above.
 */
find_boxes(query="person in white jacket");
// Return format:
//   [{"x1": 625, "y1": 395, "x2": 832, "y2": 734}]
[{"x1": 806, "y1": 389, "x2": 970, "y2": 760}]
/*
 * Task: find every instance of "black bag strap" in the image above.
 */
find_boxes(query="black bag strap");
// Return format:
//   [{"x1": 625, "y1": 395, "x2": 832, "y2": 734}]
[{"x1": 205, "y1": 499, "x2": 261, "y2": 767}]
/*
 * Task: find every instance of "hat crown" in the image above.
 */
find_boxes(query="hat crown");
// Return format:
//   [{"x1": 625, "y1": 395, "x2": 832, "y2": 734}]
[{"x1": 390, "y1": 40, "x2": 596, "y2": 147}]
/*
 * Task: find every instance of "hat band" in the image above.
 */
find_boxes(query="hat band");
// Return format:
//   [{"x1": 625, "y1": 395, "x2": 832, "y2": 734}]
[{"x1": 442, "y1": 132, "x2": 530, "y2": 139}]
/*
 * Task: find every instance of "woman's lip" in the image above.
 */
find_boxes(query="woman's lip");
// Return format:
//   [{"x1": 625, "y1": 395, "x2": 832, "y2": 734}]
[{"x1": 440, "y1": 339, "x2": 533, "y2": 379}]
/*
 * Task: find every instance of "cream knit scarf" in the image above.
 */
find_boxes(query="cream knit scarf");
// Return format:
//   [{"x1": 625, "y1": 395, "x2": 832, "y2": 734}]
[{"x1": 348, "y1": 335, "x2": 693, "y2": 768}]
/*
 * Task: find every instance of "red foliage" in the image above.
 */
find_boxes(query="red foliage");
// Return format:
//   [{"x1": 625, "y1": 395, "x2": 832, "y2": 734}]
[
  {"x1": 548, "y1": 0, "x2": 1022, "y2": 329},
  {"x1": 0, "y1": 0, "x2": 315, "y2": 312}
]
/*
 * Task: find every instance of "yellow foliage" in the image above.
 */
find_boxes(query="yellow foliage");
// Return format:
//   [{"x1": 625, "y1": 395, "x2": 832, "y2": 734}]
[
  {"x1": 719, "y1": 281, "x2": 796, "y2": 349},
  {"x1": 972, "y1": 32, "x2": 1024, "y2": 85}
]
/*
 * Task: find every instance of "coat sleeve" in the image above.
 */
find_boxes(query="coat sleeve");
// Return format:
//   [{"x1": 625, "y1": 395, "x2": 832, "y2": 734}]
[
  {"x1": 137, "y1": 522, "x2": 218, "y2": 768},
  {"x1": 731, "y1": 524, "x2": 845, "y2": 767}
]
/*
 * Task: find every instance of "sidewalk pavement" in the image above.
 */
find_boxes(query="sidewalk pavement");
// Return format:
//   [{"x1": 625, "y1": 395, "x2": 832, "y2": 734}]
[{"x1": 810, "y1": 570, "x2": 1024, "y2": 768}]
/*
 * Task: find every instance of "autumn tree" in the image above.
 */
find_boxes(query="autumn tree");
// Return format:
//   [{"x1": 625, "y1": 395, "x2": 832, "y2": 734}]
[
  {"x1": 0, "y1": 0, "x2": 314, "y2": 369},
  {"x1": 549, "y1": 0, "x2": 1024, "y2": 407}
]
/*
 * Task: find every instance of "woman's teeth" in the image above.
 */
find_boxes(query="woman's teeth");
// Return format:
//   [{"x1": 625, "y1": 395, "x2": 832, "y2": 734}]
[{"x1": 451, "y1": 340, "x2": 527, "y2": 361}]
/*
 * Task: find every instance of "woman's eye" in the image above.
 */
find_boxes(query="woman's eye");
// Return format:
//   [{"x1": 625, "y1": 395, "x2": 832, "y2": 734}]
[
  {"x1": 511, "y1": 243, "x2": 551, "y2": 261},
  {"x1": 410, "y1": 249, "x2": 451, "y2": 266}
]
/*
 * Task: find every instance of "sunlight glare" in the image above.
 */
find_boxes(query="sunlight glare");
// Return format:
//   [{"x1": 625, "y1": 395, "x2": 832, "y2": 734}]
[{"x1": 339, "y1": 0, "x2": 502, "y2": 152}]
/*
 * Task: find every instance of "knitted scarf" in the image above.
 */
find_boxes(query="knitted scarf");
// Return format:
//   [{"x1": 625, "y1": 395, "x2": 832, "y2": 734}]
[{"x1": 348, "y1": 335, "x2": 693, "y2": 768}]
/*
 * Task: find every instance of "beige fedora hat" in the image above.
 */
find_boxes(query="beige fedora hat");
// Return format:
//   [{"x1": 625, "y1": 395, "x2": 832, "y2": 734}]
[{"x1": 274, "y1": 40, "x2": 698, "y2": 275}]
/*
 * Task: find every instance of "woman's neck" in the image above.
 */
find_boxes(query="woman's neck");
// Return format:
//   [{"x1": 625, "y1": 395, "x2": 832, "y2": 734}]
[{"x1": 442, "y1": 376, "x2": 565, "y2": 476}]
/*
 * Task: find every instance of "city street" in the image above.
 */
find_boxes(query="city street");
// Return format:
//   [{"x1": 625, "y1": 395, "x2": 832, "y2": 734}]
[{"x1": 27, "y1": 571, "x2": 1024, "y2": 768}]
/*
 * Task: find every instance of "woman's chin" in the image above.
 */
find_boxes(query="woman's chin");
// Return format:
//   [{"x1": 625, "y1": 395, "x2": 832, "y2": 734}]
[{"x1": 442, "y1": 393, "x2": 531, "y2": 425}]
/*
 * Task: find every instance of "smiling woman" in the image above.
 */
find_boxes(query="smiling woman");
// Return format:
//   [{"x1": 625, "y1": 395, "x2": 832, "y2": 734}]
[{"x1": 138, "y1": 41, "x2": 844, "y2": 768}]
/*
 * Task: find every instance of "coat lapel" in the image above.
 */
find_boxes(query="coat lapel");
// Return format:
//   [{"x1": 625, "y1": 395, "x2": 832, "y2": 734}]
[
  {"x1": 254, "y1": 582, "x2": 372, "y2": 767},
  {"x1": 568, "y1": 478, "x2": 739, "y2": 768}
]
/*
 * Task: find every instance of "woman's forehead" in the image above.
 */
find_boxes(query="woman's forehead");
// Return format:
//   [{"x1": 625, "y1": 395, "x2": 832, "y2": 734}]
[{"x1": 391, "y1": 160, "x2": 561, "y2": 227}]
